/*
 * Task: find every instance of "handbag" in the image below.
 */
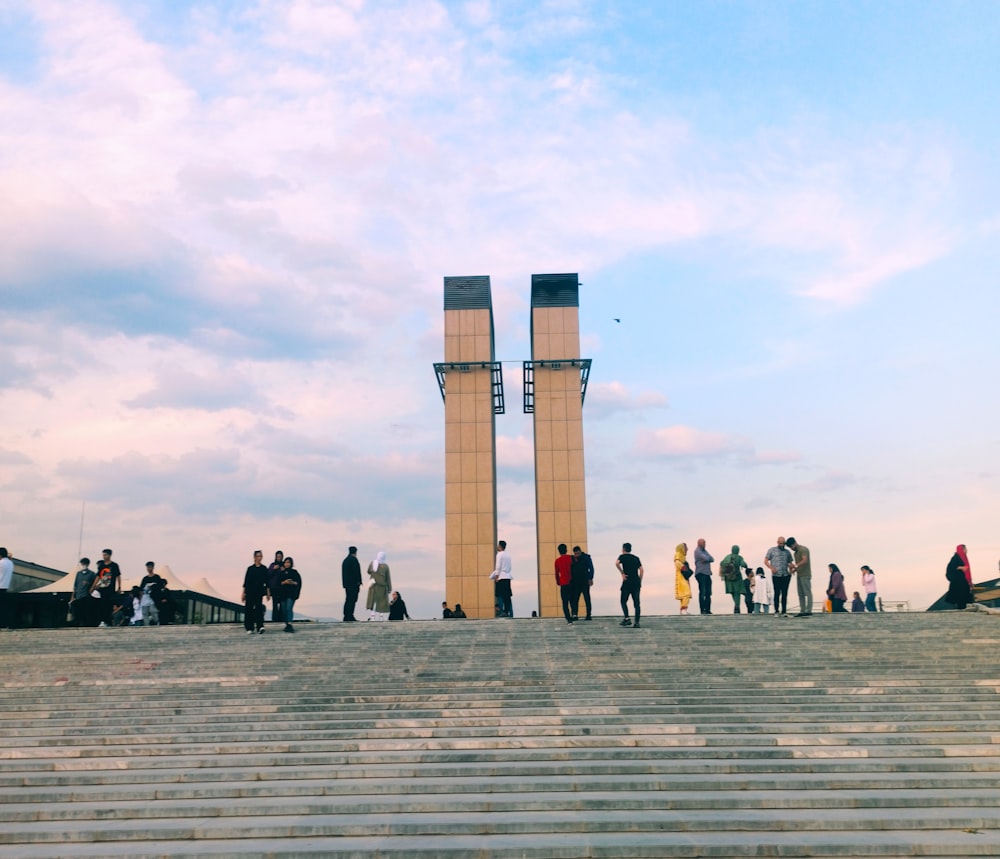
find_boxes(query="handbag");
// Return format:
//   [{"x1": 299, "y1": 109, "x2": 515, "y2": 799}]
[{"x1": 681, "y1": 562, "x2": 693, "y2": 581}]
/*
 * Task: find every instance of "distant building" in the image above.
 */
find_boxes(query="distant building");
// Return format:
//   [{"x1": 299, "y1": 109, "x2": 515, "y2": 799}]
[{"x1": 8, "y1": 556, "x2": 245, "y2": 628}]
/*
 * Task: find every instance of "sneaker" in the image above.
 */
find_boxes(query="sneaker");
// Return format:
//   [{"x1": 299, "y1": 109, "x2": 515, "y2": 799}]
[
  {"x1": 257, "y1": 627, "x2": 265, "y2": 634},
  {"x1": 619, "y1": 618, "x2": 632, "y2": 627},
  {"x1": 633, "y1": 622, "x2": 641, "y2": 628},
  {"x1": 584, "y1": 616, "x2": 592, "y2": 621},
  {"x1": 566, "y1": 619, "x2": 574, "y2": 624},
  {"x1": 98, "y1": 622, "x2": 108, "y2": 628},
  {"x1": 246, "y1": 630, "x2": 254, "y2": 635},
  {"x1": 284, "y1": 623, "x2": 293, "y2": 632}
]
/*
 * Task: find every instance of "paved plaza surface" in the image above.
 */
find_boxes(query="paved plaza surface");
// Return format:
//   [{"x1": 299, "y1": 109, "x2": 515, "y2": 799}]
[{"x1": 2, "y1": 611, "x2": 999, "y2": 857}]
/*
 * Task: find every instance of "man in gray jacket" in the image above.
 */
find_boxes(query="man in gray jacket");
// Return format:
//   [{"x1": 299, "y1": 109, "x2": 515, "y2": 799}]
[{"x1": 694, "y1": 538, "x2": 714, "y2": 615}]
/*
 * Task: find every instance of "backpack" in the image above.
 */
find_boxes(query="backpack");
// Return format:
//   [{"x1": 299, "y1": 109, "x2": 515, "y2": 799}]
[{"x1": 720, "y1": 557, "x2": 739, "y2": 582}]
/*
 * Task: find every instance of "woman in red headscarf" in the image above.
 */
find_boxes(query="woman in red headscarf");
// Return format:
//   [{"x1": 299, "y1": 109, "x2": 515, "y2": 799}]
[{"x1": 945, "y1": 544, "x2": 973, "y2": 609}]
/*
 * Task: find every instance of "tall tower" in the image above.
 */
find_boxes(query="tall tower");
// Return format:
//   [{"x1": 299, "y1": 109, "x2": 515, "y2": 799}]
[
  {"x1": 434, "y1": 276, "x2": 505, "y2": 619},
  {"x1": 526, "y1": 273, "x2": 591, "y2": 617}
]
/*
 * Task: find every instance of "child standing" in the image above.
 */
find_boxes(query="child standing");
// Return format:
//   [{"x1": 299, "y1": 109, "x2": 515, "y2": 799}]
[
  {"x1": 753, "y1": 567, "x2": 773, "y2": 614},
  {"x1": 129, "y1": 586, "x2": 145, "y2": 626}
]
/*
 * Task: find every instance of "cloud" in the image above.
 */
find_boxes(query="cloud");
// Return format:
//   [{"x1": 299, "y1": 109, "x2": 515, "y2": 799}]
[
  {"x1": 0, "y1": 448, "x2": 33, "y2": 466},
  {"x1": 586, "y1": 381, "x2": 668, "y2": 419},
  {"x1": 496, "y1": 433, "x2": 535, "y2": 481},
  {"x1": 789, "y1": 470, "x2": 857, "y2": 493},
  {"x1": 126, "y1": 366, "x2": 265, "y2": 412},
  {"x1": 634, "y1": 425, "x2": 800, "y2": 467}
]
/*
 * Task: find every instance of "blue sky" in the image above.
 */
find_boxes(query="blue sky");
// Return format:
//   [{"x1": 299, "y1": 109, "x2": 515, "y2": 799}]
[{"x1": 1, "y1": 0, "x2": 997, "y2": 618}]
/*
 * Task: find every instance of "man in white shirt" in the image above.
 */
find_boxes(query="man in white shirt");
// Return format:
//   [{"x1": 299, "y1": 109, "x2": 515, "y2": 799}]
[
  {"x1": 0, "y1": 547, "x2": 15, "y2": 629},
  {"x1": 489, "y1": 540, "x2": 513, "y2": 617}
]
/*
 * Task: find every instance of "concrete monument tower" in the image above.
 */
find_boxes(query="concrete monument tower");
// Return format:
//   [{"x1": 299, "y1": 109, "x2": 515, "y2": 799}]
[
  {"x1": 434, "y1": 276, "x2": 505, "y2": 619},
  {"x1": 525, "y1": 273, "x2": 591, "y2": 617}
]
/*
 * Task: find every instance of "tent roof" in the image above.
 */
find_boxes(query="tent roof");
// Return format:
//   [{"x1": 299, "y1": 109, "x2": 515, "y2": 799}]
[
  {"x1": 27, "y1": 563, "x2": 192, "y2": 594},
  {"x1": 190, "y1": 576, "x2": 224, "y2": 599}
]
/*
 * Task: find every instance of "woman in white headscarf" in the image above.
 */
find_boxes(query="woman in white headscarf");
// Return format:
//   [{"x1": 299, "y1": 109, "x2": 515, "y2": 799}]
[{"x1": 366, "y1": 551, "x2": 392, "y2": 619}]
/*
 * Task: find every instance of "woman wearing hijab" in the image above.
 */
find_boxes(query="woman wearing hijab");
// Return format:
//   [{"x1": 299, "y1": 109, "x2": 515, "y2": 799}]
[
  {"x1": 720, "y1": 545, "x2": 747, "y2": 614},
  {"x1": 827, "y1": 563, "x2": 847, "y2": 612},
  {"x1": 366, "y1": 551, "x2": 392, "y2": 620},
  {"x1": 945, "y1": 545, "x2": 974, "y2": 610},
  {"x1": 675, "y1": 543, "x2": 692, "y2": 615}
]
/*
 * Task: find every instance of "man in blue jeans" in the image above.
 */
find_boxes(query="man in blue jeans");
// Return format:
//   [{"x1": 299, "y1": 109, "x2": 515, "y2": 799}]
[{"x1": 693, "y1": 538, "x2": 714, "y2": 615}]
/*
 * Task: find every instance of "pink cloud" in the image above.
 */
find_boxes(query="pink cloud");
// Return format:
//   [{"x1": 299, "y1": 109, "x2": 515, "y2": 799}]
[{"x1": 634, "y1": 425, "x2": 801, "y2": 467}]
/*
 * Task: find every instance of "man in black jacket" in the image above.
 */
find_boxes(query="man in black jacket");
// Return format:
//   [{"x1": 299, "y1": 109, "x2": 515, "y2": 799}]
[
  {"x1": 570, "y1": 546, "x2": 595, "y2": 620},
  {"x1": 341, "y1": 546, "x2": 362, "y2": 622},
  {"x1": 242, "y1": 550, "x2": 269, "y2": 634}
]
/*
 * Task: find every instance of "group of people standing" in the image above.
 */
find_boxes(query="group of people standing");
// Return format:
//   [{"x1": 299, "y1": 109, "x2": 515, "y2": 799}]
[
  {"x1": 667, "y1": 536, "x2": 880, "y2": 618},
  {"x1": 241, "y1": 550, "x2": 302, "y2": 634},
  {"x1": 69, "y1": 551, "x2": 177, "y2": 628},
  {"x1": 340, "y1": 547, "x2": 407, "y2": 621}
]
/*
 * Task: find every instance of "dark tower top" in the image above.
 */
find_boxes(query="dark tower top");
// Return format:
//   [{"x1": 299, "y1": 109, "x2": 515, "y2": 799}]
[
  {"x1": 444, "y1": 276, "x2": 492, "y2": 310},
  {"x1": 530, "y1": 273, "x2": 579, "y2": 308}
]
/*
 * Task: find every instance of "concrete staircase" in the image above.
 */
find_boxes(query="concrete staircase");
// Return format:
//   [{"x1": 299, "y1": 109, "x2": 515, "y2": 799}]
[{"x1": 1, "y1": 611, "x2": 999, "y2": 857}]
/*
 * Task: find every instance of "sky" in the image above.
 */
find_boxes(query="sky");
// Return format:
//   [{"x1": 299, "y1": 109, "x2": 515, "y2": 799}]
[{"x1": 2, "y1": 0, "x2": 998, "y2": 619}]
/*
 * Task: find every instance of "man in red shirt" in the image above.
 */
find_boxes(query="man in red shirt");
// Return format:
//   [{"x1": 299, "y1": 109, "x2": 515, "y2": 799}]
[{"x1": 554, "y1": 544, "x2": 575, "y2": 624}]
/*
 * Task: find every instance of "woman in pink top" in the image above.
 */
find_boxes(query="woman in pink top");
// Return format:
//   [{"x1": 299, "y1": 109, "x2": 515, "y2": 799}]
[{"x1": 860, "y1": 565, "x2": 878, "y2": 613}]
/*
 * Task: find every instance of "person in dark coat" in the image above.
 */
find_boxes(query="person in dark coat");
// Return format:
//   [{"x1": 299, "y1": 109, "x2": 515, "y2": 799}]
[
  {"x1": 242, "y1": 550, "x2": 269, "y2": 634},
  {"x1": 945, "y1": 544, "x2": 973, "y2": 609},
  {"x1": 388, "y1": 591, "x2": 410, "y2": 621},
  {"x1": 341, "y1": 546, "x2": 362, "y2": 622},
  {"x1": 570, "y1": 546, "x2": 594, "y2": 620},
  {"x1": 279, "y1": 557, "x2": 302, "y2": 633}
]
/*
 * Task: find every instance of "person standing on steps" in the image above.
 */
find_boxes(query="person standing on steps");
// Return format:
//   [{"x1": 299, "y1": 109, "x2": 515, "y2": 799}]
[
  {"x1": 242, "y1": 550, "x2": 269, "y2": 634},
  {"x1": 861, "y1": 565, "x2": 878, "y2": 612},
  {"x1": 945, "y1": 545, "x2": 973, "y2": 610},
  {"x1": 827, "y1": 563, "x2": 847, "y2": 612},
  {"x1": 72, "y1": 557, "x2": 97, "y2": 627},
  {"x1": 267, "y1": 550, "x2": 285, "y2": 624},
  {"x1": 341, "y1": 546, "x2": 362, "y2": 622},
  {"x1": 555, "y1": 544, "x2": 575, "y2": 624},
  {"x1": 570, "y1": 546, "x2": 594, "y2": 620},
  {"x1": 786, "y1": 537, "x2": 813, "y2": 616},
  {"x1": 366, "y1": 551, "x2": 392, "y2": 620},
  {"x1": 616, "y1": 542, "x2": 643, "y2": 628},
  {"x1": 675, "y1": 543, "x2": 692, "y2": 615},
  {"x1": 0, "y1": 547, "x2": 13, "y2": 630},
  {"x1": 742, "y1": 566, "x2": 755, "y2": 614},
  {"x1": 764, "y1": 537, "x2": 794, "y2": 617},
  {"x1": 94, "y1": 549, "x2": 122, "y2": 628},
  {"x1": 693, "y1": 538, "x2": 714, "y2": 615},
  {"x1": 279, "y1": 556, "x2": 302, "y2": 633},
  {"x1": 489, "y1": 540, "x2": 513, "y2": 618},
  {"x1": 719, "y1": 545, "x2": 747, "y2": 614},
  {"x1": 753, "y1": 567, "x2": 773, "y2": 614}
]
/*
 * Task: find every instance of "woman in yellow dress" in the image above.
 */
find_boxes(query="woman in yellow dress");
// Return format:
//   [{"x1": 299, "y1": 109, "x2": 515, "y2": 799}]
[{"x1": 675, "y1": 542, "x2": 692, "y2": 615}]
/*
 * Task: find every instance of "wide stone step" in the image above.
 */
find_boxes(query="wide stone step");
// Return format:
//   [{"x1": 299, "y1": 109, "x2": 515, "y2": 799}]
[
  {"x1": 3, "y1": 805, "x2": 1000, "y2": 845},
  {"x1": 4, "y1": 786, "x2": 1000, "y2": 824},
  {"x1": 4, "y1": 773, "x2": 1000, "y2": 806},
  {"x1": 3, "y1": 831, "x2": 1000, "y2": 859}
]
